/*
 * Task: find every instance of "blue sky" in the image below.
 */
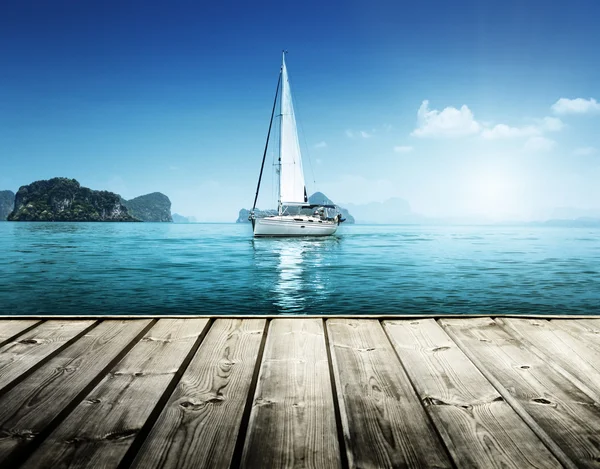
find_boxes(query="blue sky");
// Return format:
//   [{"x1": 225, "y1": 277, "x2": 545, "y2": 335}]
[{"x1": 1, "y1": 0, "x2": 599, "y2": 221}]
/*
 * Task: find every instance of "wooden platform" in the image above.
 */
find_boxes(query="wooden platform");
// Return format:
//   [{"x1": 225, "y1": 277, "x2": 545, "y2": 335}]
[{"x1": 1, "y1": 316, "x2": 600, "y2": 468}]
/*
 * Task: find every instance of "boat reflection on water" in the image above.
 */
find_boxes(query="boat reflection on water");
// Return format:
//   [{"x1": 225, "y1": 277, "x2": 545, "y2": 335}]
[{"x1": 251, "y1": 237, "x2": 341, "y2": 314}]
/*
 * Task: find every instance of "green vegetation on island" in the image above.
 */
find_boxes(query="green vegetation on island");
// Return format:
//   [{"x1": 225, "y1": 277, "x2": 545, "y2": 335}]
[
  {"x1": 121, "y1": 192, "x2": 173, "y2": 222},
  {"x1": 5, "y1": 178, "x2": 175, "y2": 222},
  {"x1": 8, "y1": 178, "x2": 138, "y2": 221}
]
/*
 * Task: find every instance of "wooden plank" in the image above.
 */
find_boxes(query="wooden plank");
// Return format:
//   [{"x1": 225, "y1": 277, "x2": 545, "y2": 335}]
[
  {"x1": 328, "y1": 318, "x2": 451, "y2": 469},
  {"x1": 0, "y1": 320, "x2": 96, "y2": 392},
  {"x1": 0, "y1": 320, "x2": 41, "y2": 346},
  {"x1": 383, "y1": 318, "x2": 561, "y2": 469},
  {"x1": 241, "y1": 318, "x2": 340, "y2": 469},
  {"x1": 442, "y1": 317, "x2": 600, "y2": 469},
  {"x1": 0, "y1": 319, "x2": 152, "y2": 466},
  {"x1": 550, "y1": 319, "x2": 600, "y2": 353},
  {"x1": 131, "y1": 319, "x2": 266, "y2": 469},
  {"x1": 500, "y1": 318, "x2": 600, "y2": 403},
  {"x1": 22, "y1": 318, "x2": 210, "y2": 469}
]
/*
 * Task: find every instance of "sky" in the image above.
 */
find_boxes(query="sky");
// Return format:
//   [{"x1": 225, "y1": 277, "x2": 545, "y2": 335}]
[{"x1": 1, "y1": 0, "x2": 599, "y2": 222}]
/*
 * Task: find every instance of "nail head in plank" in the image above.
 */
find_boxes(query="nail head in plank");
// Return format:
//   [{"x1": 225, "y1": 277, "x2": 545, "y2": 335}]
[
  {"x1": 384, "y1": 318, "x2": 561, "y2": 469},
  {"x1": 132, "y1": 318, "x2": 266, "y2": 469},
  {"x1": 441, "y1": 317, "x2": 600, "y2": 469},
  {"x1": 22, "y1": 318, "x2": 210, "y2": 469},
  {"x1": 328, "y1": 318, "x2": 451, "y2": 469},
  {"x1": 0, "y1": 319, "x2": 153, "y2": 465},
  {"x1": 0, "y1": 320, "x2": 41, "y2": 347},
  {"x1": 500, "y1": 318, "x2": 600, "y2": 404},
  {"x1": 241, "y1": 318, "x2": 341, "y2": 469}
]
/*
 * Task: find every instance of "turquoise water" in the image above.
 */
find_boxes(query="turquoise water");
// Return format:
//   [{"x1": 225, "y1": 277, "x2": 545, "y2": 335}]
[{"x1": 0, "y1": 222, "x2": 599, "y2": 316}]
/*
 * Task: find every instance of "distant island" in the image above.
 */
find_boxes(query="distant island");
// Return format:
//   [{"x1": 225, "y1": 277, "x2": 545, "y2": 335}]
[
  {"x1": 121, "y1": 192, "x2": 173, "y2": 222},
  {"x1": 0, "y1": 190, "x2": 15, "y2": 221},
  {"x1": 236, "y1": 191, "x2": 355, "y2": 223},
  {"x1": 5, "y1": 178, "x2": 173, "y2": 222},
  {"x1": 172, "y1": 213, "x2": 198, "y2": 223}
]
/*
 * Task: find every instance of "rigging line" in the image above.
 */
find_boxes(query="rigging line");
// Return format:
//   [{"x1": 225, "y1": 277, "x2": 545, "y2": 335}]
[{"x1": 252, "y1": 70, "x2": 282, "y2": 212}]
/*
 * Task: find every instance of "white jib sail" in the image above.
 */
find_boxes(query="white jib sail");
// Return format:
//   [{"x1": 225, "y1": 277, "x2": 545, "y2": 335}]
[{"x1": 279, "y1": 54, "x2": 307, "y2": 206}]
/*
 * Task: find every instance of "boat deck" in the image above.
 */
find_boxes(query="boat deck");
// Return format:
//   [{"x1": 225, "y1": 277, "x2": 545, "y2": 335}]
[{"x1": 0, "y1": 315, "x2": 599, "y2": 468}]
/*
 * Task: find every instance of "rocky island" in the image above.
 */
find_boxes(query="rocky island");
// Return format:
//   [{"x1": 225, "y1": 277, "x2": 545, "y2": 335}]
[
  {"x1": 6, "y1": 178, "x2": 174, "y2": 222},
  {"x1": 0, "y1": 190, "x2": 15, "y2": 220},
  {"x1": 121, "y1": 192, "x2": 173, "y2": 222},
  {"x1": 8, "y1": 178, "x2": 137, "y2": 221},
  {"x1": 236, "y1": 191, "x2": 355, "y2": 223}
]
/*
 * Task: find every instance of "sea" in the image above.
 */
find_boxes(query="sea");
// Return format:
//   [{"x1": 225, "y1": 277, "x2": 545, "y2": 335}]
[{"x1": 0, "y1": 222, "x2": 599, "y2": 316}]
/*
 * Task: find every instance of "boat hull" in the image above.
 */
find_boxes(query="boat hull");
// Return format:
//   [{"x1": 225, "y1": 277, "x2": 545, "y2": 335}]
[{"x1": 253, "y1": 216, "x2": 338, "y2": 237}]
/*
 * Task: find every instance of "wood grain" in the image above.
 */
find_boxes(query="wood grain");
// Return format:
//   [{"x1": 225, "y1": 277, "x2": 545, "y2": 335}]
[
  {"x1": 241, "y1": 318, "x2": 341, "y2": 469},
  {"x1": 0, "y1": 320, "x2": 96, "y2": 392},
  {"x1": 131, "y1": 319, "x2": 266, "y2": 469},
  {"x1": 0, "y1": 320, "x2": 41, "y2": 347},
  {"x1": 442, "y1": 317, "x2": 600, "y2": 469},
  {"x1": 384, "y1": 318, "x2": 561, "y2": 469},
  {"x1": 500, "y1": 318, "x2": 600, "y2": 403},
  {"x1": 0, "y1": 319, "x2": 152, "y2": 465},
  {"x1": 22, "y1": 318, "x2": 210, "y2": 469},
  {"x1": 327, "y1": 318, "x2": 451, "y2": 469},
  {"x1": 550, "y1": 319, "x2": 600, "y2": 356}
]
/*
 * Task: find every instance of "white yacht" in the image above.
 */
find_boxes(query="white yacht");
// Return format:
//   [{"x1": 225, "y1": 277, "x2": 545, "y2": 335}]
[{"x1": 249, "y1": 53, "x2": 344, "y2": 237}]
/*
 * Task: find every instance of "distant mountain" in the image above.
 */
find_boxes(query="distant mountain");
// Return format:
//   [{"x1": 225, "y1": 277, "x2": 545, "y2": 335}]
[
  {"x1": 8, "y1": 178, "x2": 138, "y2": 222},
  {"x1": 172, "y1": 213, "x2": 198, "y2": 223},
  {"x1": 344, "y1": 197, "x2": 425, "y2": 224},
  {"x1": 0, "y1": 190, "x2": 14, "y2": 220},
  {"x1": 121, "y1": 192, "x2": 172, "y2": 222},
  {"x1": 236, "y1": 192, "x2": 354, "y2": 223}
]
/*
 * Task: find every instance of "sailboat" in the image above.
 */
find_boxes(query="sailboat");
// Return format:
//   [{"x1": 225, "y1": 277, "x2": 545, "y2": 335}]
[{"x1": 250, "y1": 53, "x2": 344, "y2": 237}]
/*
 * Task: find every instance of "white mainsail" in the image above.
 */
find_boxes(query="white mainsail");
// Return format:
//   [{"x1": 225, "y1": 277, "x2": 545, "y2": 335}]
[{"x1": 279, "y1": 54, "x2": 307, "y2": 207}]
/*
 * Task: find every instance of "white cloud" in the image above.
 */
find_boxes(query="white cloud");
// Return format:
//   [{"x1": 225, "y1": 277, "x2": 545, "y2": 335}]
[
  {"x1": 481, "y1": 116, "x2": 563, "y2": 140},
  {"x1": 314, "y1": 141, "x2": 327, "y2": 149},
  {"x1": 573, "y1": 147, "x2": 597, "y2": 156},
  {"x1": 411, "y1": 100, "x2": 480, "y2": 138},
  {"x1": 393, "y1": 145, "x2": 413, "y2": 153},
  {"x1": 481, "y1": 124, "x2": 539, "y2": 139},
  {"x1": 552, "y1": 97, "x2": 600, "y2": 115},
  {"x1": 539, "y1": 116, "x2": 564, "y2": 131},
  {"x1": 346, "y1": 129, "x2": 372, "y2": 139},
  {"x1": 524, "y1": 137, "x2": 555, "y2": 152}
]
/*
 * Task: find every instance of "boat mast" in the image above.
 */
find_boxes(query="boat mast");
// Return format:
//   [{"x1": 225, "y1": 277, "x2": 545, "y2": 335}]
[
  {"x1": 251, "y1": 66, "x2": 282, "y2": 214},
  {"x1": 278, "y1": 50, "x2": 287, "y2": 216}
]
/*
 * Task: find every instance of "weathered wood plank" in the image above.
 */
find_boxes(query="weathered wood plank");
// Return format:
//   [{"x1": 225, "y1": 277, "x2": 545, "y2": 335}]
[
  {"x1": 131, "y1": 318, "x2": 266, "y2": 469},
  {"x1": 0, "y1": 320, "x2": 96, "y2": 392},
  {"x1": 241, "y1": 318, "x2": 340, "y2": 469},
  {"x1": 442, "y1": 317, "x2": 600, "y2": 469},
  {"x1": 383, "y1": 318, "x2": 561, "y2": 469},
  {"x1": 328, "y1": 318, "x2": 451, "y2": 469},
  {"x1": 0, "y1": 319, "x2": 152, "y2": 466},
  {"x1": 0, "y1": 320, "x2": 41, "y2": 347},
  {"x1": 500, "y1": 318, "x2": 600, "y2": 403},
  {"x1": 550, "y1": 319, "x2": 600, "y2": 354},
  {"x1": 22, "y1": 318, "x2": 210, "y2": 469}
]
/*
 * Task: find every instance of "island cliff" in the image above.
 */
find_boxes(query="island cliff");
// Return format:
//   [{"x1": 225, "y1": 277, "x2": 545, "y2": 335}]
[
  {"x1": 121, "y1": 192, "x2": 172, "y2": 222},
  {"x1": 0, "y1": 190, "x2": 14, "y2": 220},
  {"x1": 8, "y1": 178, "x2": 138, "y2": 222}
]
